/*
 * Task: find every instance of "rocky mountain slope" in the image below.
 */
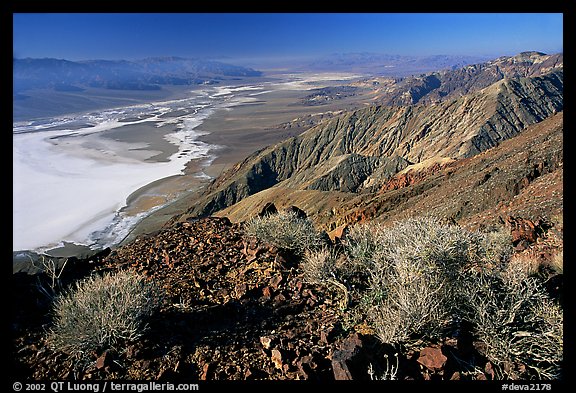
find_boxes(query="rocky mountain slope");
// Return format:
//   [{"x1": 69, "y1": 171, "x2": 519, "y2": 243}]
[
  {"x1": 216, "y1": 111, "x2": 563, "y2": 238},
  {"x1": 368, "y1": 51, "x2": 563, "y2": 107},
  {"x1": 13, "y1": 208, "x2": 563, "y2": 381},
  {"x1": 302, "y1": 52, "x2": 562, "y2": 107},
  {"x1": 168, "y1": 66, "x2": 562, "y2": 225}
]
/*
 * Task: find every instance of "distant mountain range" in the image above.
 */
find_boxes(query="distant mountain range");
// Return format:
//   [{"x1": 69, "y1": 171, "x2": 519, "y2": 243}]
[
  {"x1": 13, "y1": 57, "x2": 263, "y2": 93},
  {"x1": 303, "y1": 52, "x2": 492, "y2": 76},
  {"x1": 11, "y1": 52, "x2": 510, "y2": 95}
]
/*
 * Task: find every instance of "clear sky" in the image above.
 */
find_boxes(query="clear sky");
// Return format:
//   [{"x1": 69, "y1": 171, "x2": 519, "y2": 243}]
[{"x1": 13, "y1": 13, "x2": 563, "y2": 64}]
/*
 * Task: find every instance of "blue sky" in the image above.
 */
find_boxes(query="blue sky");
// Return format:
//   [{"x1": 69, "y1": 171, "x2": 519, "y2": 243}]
[{"x1": 13, "y1": 13, "x2": 563, "y2": 64}]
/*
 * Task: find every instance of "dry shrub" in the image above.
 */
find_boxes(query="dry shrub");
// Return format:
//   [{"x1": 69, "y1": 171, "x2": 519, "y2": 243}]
[
  {"x1": 302, "y1": 247, "x2": 350, "y2": 309},
  {"x1": 550, "y1": 250, "x2": 563, "y2": 274},
  {"x1": 244, "y1": 211, "x2": 325, "y2": 254},
  {"x1": 503, "y1": 253, "x2": 542, "y2": 285},
  {"x1": 48, "y1": 270, "x2": 162, "y2": 357},
  {"x1": 343, "y1": 217, "x2": 561, "y2": 378},
  {"x1": 302, "y1": 246, "x2": 340, "y2": 284},
  {"x1": 460, "y1": 271, "x2": 563, "y2": 379},
  {"x1": 345, "y1": 217, "x2": 486, "y2": 346}
]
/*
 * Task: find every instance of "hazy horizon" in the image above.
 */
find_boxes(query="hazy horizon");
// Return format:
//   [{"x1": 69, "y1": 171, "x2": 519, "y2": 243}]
[{"x1": 13, "y1": 13, "x2": 563, "y2": 67}]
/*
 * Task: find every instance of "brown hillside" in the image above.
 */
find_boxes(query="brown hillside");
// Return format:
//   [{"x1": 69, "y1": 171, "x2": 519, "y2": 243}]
[{"x1": 215, "y1": 112, "x2": 562, "y2": 236}]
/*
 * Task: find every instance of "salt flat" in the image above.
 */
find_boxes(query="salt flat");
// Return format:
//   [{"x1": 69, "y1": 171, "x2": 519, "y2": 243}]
[{"x1": 13, "y1": 72, "x2": 365, "y2": 254}]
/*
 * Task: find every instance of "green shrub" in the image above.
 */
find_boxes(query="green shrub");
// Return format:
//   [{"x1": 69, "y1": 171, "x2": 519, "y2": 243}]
[
  {"x1": 244, "y1": 211, "x2": 325, "y2": 254},
  {"x1": 48, "y1": 270, "x2": 161, "y2": 357}
]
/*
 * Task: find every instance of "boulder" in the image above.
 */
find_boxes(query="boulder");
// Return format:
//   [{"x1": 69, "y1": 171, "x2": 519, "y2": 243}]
[
  {"x1": 327, "y1": 224, "x2": 349, "y2": 243},
  {"x1": 417, "y1": 346, "x2": 447, "y2": 371},
  {"x1": 330, "y1": 333, "x2": 363, "y2": 380}
]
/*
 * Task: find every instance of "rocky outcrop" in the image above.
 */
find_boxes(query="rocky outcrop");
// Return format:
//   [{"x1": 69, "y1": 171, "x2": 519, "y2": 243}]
[
  {"x1": 379, "y1": 160, "x2": 455, "y2": 192},
  {"x1": 286, "y1": 154, "x2": 409, "y2": 193},
  {"x1": 337, "y1": 112, "x2": 564, "y2": 231},
  {"x1": 15, "y1": 211, "x2": 562, "y2": 381}
]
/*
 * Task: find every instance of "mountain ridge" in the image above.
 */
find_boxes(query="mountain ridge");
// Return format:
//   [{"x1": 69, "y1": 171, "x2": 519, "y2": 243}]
[
  {"x1": 213, "y1": 110, "x2": 562, "y2": 236},
  {"x1": 13, "y1": 51, "x2": 564, "y2": 381},
  {"x1": 365, "y1": 51, "x2": 563, "y2": 107},
  {"x1": 166, "y1": 64, "x2": 562, "y2": 225}
]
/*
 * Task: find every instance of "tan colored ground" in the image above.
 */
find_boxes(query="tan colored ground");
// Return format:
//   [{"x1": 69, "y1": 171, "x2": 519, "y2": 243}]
[{"x1": 122, "y1": 84, "x2": 375, "y2": 243}]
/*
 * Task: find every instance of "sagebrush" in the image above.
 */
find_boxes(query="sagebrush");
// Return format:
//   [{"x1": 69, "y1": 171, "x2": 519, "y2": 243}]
[
  {"x1": 343, "y1": 217, "x2": 497, "y2": 345},
  {"x1": 244, "y1": 210, "x2": 325, "y2": 254},
  {"x1": 460, "y1": 268, "x2": 563, "y2": 379},
  {"x1": 48, "y1": 270, "x2": 161, "y2": 357},
  {"x1": 302, "y1": 216, "x2": 562, "y2": 378}
]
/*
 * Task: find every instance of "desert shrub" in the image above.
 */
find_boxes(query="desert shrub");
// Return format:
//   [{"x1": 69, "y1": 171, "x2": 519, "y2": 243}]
[
  {"x1": 477, "y1": 228, "x2": 514, "y2": 266},
  {"x1": 341, "y1": 216, "x2": 562, "y2": 378},
  {"x1": 343, "y1": 217, "x2": 514, "y2": 346},
  {"x1": 551, "y1": 250, "x2": 563, "y2": 274},
  {"x1": 302, "y1": 246, "x2": 340, "y2": 284},
  {"x1": 48, "y1": 270, "x2": 162, "y2": 357},
  {"x1": 301, "y1": 246, "x2": 350, "y2": 309},
  {"x1": 244, "y1": 211, "x2": 325, "y2": 254},
  {"x1": 459, "y1": 270, "x2": 563, "y2": 379},
  {"x1": 502, "y1": 253, "x2": 541, "y2": 286},
  {"x1": 343, "y1": 222, "x2": 386, "y2": 266}
]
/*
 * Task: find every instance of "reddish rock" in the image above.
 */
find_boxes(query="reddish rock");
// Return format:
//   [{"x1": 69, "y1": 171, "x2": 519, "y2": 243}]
[
  {"x1": 200, "y1": 363, "x2": 212, "y2": 380},
  {"x1": 269, "y1": 275, "x2": 283, "y2": 289},
  {"x1": 380, "y1": 162, "x2": 451, "y2": 192},
  {"x1": 262, "y1": 286, "x2": 272, "y2": 299},
  {"x1": 331, "y1": 333, "x2": 363, "y2": 380},
  {"x1": 95, "y1": 351, "x2": 110, "y2": 370},
  {"x1": 450, "y1": 371, "x2": 461, "y2": 380},
  {"x1": 506, "y1": 216, "x2": 540, "y2": 244},
  {"x1": 327, "y1": 224, "x2": 349, "y2": 243},
  {"x1": 271, "y1": 349, "x2": 283, "y2": 370},
  {"x1": 417, "y1": 346, "x2": 447, "y2": 371}
]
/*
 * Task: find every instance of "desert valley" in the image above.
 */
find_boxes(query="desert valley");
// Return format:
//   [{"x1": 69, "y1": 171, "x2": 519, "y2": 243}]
[{"x1": 12, "y1": 13, "x2": 563, "y2": 384}]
